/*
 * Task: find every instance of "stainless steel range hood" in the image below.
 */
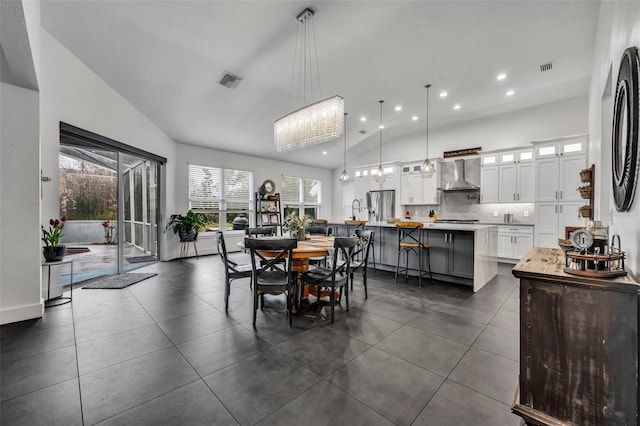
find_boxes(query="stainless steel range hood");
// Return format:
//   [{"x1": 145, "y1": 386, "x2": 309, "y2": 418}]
[{"x1": 438, "y1": 159, "x2": 480, "y2": 191}]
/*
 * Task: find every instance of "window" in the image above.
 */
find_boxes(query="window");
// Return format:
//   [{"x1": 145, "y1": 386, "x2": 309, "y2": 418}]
[
  {"x1": 188, "y1": 164, "x2": 253, "y2": 230},
  {"x1": 282, "y1": 176, "x2": 321, "y2": 220}
]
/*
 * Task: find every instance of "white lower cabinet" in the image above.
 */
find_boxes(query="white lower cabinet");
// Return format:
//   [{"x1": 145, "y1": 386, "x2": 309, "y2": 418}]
[{"x1": 498, "y1": 226, "x2": 534, "y2": 261}]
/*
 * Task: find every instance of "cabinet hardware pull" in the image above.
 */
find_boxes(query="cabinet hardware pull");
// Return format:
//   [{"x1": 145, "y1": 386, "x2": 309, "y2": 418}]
[
  {"x1": 560, "y1": 205, "x2": 563, "y2": 213},
  {"x1": 560, "y1": 190, "x2": 563, "y2": 200},
  {"x1": 555, "y1": 190, "x2": 558, "y2": 200},
  {"x1": 514, "y1": 236, "x2": 517, "y2": 244},
  {"x1": 555, "y1": 205, "x2": 558, "y2": 213},
  {"x1": 513, "y1": 193, "x2": 516, "y2": 200}
]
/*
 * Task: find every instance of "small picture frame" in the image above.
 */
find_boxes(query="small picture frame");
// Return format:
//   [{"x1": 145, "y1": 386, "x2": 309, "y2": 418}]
[{"x1": 565, "y1": 226, "x2": 581, "y2": 240}]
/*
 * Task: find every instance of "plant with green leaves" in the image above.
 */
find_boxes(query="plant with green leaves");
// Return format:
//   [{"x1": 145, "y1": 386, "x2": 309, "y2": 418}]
[
  {"x1": 164, "y1": 210, "x2": 207, "y2": 240},
  {"x1": 282, "y1": 212, "x2": 310, "y2": 234},
  {"x1": 41, "y1": 216, "x2": 67, "y2": 247}
]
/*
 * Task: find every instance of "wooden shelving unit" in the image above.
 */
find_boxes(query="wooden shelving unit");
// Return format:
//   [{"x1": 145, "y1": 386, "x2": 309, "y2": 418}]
[
  {"x1": 578, "y1": 164, "x2": 595, "y2": 220},
  {"x1": 255, "y1": 192, "x2": 282, "y2": 234}
]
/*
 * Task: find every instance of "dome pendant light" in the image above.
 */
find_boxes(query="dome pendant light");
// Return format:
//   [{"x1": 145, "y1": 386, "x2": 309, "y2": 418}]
[
  {"x1": 374, "y1": 100, "x2": 386, "y2": 183},
  {"x1": 421, "y1": 84, "x2": 436, "y2": 179},
  {"x1": 339, "y1": 113, "x2": 350, "y2": 185}
]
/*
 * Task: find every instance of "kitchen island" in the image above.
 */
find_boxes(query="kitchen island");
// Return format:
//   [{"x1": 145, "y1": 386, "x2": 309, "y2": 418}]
[{"x1": 328, "y1": 221, "x2": 498, "y2": 292}]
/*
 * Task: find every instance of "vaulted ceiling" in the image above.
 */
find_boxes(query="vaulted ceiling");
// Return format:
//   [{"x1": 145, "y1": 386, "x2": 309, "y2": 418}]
[{"x1": 40, "y1": 1, "x2": 600, "y2": 168}]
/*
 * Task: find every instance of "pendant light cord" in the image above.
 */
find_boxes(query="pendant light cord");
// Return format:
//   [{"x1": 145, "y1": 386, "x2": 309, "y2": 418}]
[
  {"x1": 343, "y1": 113, "x2": 348, "y2": 169},
  {"x1": 425, "y1": 84, "x2": 431, "y2": 159},
  {"x1": 379, "y1": 100, "x2": 384, "y2": 165}
]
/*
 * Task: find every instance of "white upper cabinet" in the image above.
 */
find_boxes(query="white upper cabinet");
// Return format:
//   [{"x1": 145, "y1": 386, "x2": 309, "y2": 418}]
[
  {"x1": 400, "y1": 161, "x2": 440, "y2": 205},
  {"x1": 534, "y1": 134, "x2": 587, "y2": 159},
  {"x1": 480, "y1": 165, "x2": 500, "y2": 203},
  {"x1": 482, "y1": 149, "x2": 535, "y2": 203}
]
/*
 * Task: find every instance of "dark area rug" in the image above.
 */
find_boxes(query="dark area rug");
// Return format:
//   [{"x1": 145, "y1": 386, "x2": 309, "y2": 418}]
[
  {"x1": 66, "y1": 247, "x2": 90, "y2": 255},
  {"x1": 81, "y1": 272, "x2": 157, "y2": 289},
  {"x1": 125, "y1": 255, "x2": 157, "y2": 264}
]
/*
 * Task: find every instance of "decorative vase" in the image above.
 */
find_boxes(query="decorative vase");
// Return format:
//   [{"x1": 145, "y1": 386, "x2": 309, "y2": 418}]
[
  {"x1": 179, "y1": 229, "x2": 198, "y2": 242},
  {"x1": 43, "y1": 246, "x2": 66, "y2": 262},
  {"x1": 296, "y1": 229, "x2": 306, "y2": 241}
]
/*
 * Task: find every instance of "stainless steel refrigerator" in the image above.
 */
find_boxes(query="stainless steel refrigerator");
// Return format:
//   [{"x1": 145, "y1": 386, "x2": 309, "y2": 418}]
[{"x1": 366, "y1": 190, "x2": 395, "y2": 221}]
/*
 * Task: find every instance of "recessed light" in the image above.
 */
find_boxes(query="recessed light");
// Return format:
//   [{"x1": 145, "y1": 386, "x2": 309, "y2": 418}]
[
  {"x1": 439, "y1": 91, "x2": 448, "y2": 98},
  {"x1": 506, "y1": 90, "x2": 515, "y2": 96},
  {"x1": 453, "y1": 104, "x2": 461, "y2": 110},
  {"x1": 379, "y1": 125, "x2": 384, "y2": 129},
  {"x1": 360, "y1": 116, "x2": 366, "y2": 122},
  {"x1": 395, "y1": 105, "x2": 402, "y2": 111},
  {"x1": 412, "y1": 116, "x2": 419, "y2": 121},
  {"x1": 496, "y1": 73, "x2": 507, "y2": 81},
  {"x1": 322, "y1": 151, "x2": 327, "y2": 155}
]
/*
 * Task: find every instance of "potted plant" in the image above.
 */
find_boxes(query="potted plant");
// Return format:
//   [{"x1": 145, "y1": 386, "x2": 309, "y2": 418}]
[
  {"x1": 282, "y1": 212, "x2": 310, "y2": 241},
  {"x1": 164, "y1": 210, "x2": 207, "y2": 241},
  {"x1": 41, "y1": 216, "x2": 67, "y2": 262}
]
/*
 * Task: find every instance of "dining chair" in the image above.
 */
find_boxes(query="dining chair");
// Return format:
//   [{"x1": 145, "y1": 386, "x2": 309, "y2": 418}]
[
  {"x1": 395, "y1": 221, "x2": 433, "y2": 287},
  {"x1": 245, "y1": 237, "x2": 298, "y2": 327},
  {"x1": 301, "y1": 236, "x2": 357, "y2": 323},
  {"x1": 306, "y1": 225, "x2": 332, "y2": 267},
  {"x1": 350, "y1": 229, "x2": 374, "y2": 299},
  {"x1": 246, "y1": 226, "x2": 277, "y2": 238},
  {"x1": 215, "y1": 231, "x2": 252, "y2": 314}
]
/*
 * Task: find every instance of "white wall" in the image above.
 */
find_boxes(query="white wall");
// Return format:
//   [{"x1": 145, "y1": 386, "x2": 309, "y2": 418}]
[
  {"x1": 172, "y1": 143, "x2": 333, "y2": 259},
  {"x1": 333, "y1": 96, "x2": 588, "y2": 221},
  {"x1": 38, "y1": 28, "x2": 178, "y2": 260},
  {"x1": 588, "y1": 0, "x2": 640, "y2": 280},
  {"x1": 0, "y1": 83, "x2": 43, "y2": 323}
]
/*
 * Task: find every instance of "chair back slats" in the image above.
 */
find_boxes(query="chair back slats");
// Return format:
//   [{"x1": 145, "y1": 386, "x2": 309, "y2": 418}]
[
  {"x1": 245, "y1": 237, "x2": 297, "y2": 277},
  {"x1": 397, "y1": 222, "x2": 424, "y2": 246},
  {"x1": 307, "y1": 226, "x2": 331, "y2": 236},
  {"x1": 353, "y1": 229, "x2": 374, "y2": 267},
  {"x1": 331, "y1": 237, "x2": 357, "y2": 280}
]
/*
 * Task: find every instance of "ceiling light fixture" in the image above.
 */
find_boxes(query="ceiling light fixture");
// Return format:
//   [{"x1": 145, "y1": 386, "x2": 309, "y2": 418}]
[
  {"x1": 421, "y1": 84, "x2": 435, "y2": 179},
  {"x1": 496, "y1": 73, "x2": 507, "y2": 81},
  {"x1": 506, "y1": 90, "x2": 515, "y2": 96},
  {"x1": 374, "y1": 100, "x2": 386, "y2": 183},
  {"x1": 395, "y1": 105, "x2": 402, "y2": 111},
  {"x1": 274, "y1": 8, "x2": 344, "y2": 152},
  {"x1": 339, "y1": 113, "x2": 350, "y2": 185},
  {"x1": 453, "y1": 104, "x2": 461, "y2": 110},
  {"x1": 412, "y1": 115, "x2": 419, "y2": 121},
  {"x1": 360, "y1": 116, "x2": 366, "y2": 122},
  {"x1": 322, "y1": 151, "x2": 328, "y2": 155},
  {"x1": 439, "y1": 91, "x2": 448, "y2": 98}
]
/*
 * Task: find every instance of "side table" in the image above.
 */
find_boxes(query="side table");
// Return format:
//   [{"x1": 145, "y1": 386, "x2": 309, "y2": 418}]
[{"x1": 42, "y1": 259, "x2": 74, "y2": 307}]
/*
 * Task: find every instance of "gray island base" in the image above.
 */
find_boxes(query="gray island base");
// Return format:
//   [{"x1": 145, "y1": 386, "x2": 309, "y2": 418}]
[{"x1": 328, "y1": 221, "x2": 498, "y2": 292}]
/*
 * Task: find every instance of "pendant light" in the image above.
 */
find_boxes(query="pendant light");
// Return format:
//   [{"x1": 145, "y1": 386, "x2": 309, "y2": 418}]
[
  {"x1": 374, "y1": 100, "x2": 386, "y2": 183},
  {"x1": 339, "y1": 113, "x2": 350, "y2": 185},
  {"x1": 420, "y1": 84, "x2": 436, "y2": 178}
]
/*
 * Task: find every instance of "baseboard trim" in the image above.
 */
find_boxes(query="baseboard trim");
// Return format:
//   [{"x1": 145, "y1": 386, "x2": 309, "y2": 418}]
[{"x1": 0, "y1": 301, "x2": 44, "y2": 325}]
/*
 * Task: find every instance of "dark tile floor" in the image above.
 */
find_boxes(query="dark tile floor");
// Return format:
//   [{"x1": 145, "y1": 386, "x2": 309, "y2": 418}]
[{"x1": 1, "y1": 256, "x2": 524, "y2": 425}]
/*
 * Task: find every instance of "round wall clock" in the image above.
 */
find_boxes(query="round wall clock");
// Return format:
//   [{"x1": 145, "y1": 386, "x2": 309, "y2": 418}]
[{"x1": 612, "y1": 46, "x2": 640, "y2": 212}]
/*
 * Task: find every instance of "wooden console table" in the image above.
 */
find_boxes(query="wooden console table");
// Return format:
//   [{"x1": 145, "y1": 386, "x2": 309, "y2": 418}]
[{"x1": 511, "y1": 247, "x2": 639, "y2": 425}]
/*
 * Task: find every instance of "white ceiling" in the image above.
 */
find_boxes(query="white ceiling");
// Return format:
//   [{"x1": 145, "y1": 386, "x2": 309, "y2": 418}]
[{"x1": 40, "y1": 0, "x2": 600, "y2": 169}]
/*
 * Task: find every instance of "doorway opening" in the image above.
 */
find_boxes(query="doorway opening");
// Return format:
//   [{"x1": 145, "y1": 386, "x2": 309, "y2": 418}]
[{"x1": 58, "y1": 123, "x2": 165, "y2": 282}]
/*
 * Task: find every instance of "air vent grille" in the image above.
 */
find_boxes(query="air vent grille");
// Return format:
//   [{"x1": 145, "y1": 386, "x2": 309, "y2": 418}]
[
  {"x1": 218, "y1": 72, "x2": 242, "y2": 89},
  {"x1": 539, "y1": 62, "x2": 554, "y2": 72},
  {"x1": 358, "y1": 130, "x2": 367, "y2": 135}
]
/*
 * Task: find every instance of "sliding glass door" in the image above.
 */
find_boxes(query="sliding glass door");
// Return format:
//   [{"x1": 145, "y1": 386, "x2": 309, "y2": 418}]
[{"x1": 59, "y1": 126, "x2": 162, "y2": 281}]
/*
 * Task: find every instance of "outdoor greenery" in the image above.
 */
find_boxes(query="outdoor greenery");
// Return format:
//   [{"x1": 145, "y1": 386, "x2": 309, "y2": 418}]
[{"x1": 60, "y1": 159, "x2": 117, "y2": 220}]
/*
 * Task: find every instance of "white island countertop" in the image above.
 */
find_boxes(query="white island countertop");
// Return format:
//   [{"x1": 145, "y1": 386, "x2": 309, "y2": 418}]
[{"x1": 329, "y1": 220, "x2": 500, "y2": 231}]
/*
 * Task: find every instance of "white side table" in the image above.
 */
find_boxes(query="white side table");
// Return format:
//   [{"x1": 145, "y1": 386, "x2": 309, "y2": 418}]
[{"x1": 42, "y1": 259, "x2": 74, "y2": 307}]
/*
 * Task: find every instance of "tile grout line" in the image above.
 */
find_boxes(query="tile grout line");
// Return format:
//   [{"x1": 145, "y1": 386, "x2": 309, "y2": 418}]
[
  {"x1": 69, "y1": 302, "x2": 86, "y2": 426},
  {"x1": 408, "y1": 278, "x2": 518, "y2": 424}
]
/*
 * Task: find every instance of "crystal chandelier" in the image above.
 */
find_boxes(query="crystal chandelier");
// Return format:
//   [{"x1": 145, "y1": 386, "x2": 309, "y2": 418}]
[
  {"x1": 339, "y1": 113, "x2": 350, "y2": 185},
  {"x1": 274, "y1": 8, "x2": 344, "y2": 152},
  {"x1": 421, "y1": 84, "x2": 436, "y2": 178},
  {"x1": 374, "y1": 100, "x2": 386, "y2": 183}
]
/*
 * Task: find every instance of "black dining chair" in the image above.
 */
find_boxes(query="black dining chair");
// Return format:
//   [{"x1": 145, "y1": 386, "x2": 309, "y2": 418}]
[
  {"x1": 216, "y1": 231, "x2": 252, "y2": 314},
  {"x1": 301, "y1": 237, "x2": 357, "y2": 323},
  {"x1": 350, "y1": 229, "x2": 374, "y2": 299},
  {"x1": 245, "y1": 237, "x2": 298, "y2": 327},
  {"x1": 246, "y1": 226, "x2": 277, "y2": 238},
  {"x1": 306, "y1": 225, "x2": 332, "y2": 267}
]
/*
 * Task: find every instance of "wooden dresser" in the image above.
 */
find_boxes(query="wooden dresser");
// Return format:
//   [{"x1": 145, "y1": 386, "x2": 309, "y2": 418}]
[{"x1": 512, "y1": 247, "x2": 640, "y2": 426}]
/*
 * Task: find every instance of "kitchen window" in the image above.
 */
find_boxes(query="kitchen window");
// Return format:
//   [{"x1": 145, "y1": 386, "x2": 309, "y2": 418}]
[
  {"x1": 188, "y1": 164, "x2": 253, "y2": 230},
  {"x1": 282, "y1": 175, "x2": 321, "y2": 220}
]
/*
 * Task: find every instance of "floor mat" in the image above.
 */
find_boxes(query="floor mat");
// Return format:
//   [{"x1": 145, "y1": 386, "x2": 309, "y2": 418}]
[
  {"x1": 66, "y1": 247, "x2": 90, "y2": 255},
  {"x1": 81, "y1": 272, "x2": 157, "y2": 289},
  {"x1": 125, "y1": 255, "x2": 157, "y2": 264}
]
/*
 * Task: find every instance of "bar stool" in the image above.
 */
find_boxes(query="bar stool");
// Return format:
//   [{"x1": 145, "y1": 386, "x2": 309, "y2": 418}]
[
  {"x1": 395, "y1": 221, "x2": 433, "y2": 287},
  {"x1": 345, "y1": 220, "x2": 366, "y2": 236}
]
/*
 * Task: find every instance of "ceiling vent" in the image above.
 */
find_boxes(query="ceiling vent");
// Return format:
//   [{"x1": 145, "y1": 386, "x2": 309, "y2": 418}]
[
  {"x1": 539, "y1": 62, "x2": 554, "y2": 72},
  {"x1": 218, "y1": 72, "x2": 242, "y2": 89},
  {"x1": 359, "y1": 130, "x2": 367, "y2": 135}
]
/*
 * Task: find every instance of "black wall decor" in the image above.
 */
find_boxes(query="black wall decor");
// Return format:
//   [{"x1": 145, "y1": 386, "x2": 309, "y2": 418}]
[{"x1": 612, "y1": 46, "x2": 640, "y2": 212}]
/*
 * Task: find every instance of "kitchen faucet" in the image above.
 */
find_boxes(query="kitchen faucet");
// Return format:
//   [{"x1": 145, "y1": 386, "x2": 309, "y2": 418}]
[{"x1": 351, "y1": 199, "x2": 361, "y2": 220}]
